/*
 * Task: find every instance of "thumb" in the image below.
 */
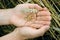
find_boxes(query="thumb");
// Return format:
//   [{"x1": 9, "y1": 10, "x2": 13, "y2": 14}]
[{"x1": 33, "y1": 26, "x2": 50, "y2": 37}]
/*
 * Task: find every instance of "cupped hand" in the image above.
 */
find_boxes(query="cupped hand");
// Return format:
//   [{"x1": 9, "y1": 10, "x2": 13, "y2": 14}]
[
  {"x1": 14, "y1": 25, "x2": 50, "y2": 39},
  {"x1": 10, "y1": 4, "x2": 51, "y2": 39},
  {"x1": 10, "y1": 4, "x2": 51, "y2": 29},
  {"x1": 10, "y1": 4, "x2": 43, "y2": 28}
]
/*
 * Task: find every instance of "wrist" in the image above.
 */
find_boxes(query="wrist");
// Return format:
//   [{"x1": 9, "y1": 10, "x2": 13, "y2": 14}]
[
  {"x1": 5, "y1": 8, "x2": 15, "y2": 25},
  {"x1": 0, "y1": 9, "x2": 14, "y2": 25},
  {"x1": 13, "y1": 28, "x2": 25, "y2": 40},
  {"x1": 0, "y1": 28, "x2": 24, "y2": 40}
]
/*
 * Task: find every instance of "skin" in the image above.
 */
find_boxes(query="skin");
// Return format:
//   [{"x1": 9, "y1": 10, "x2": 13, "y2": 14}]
[{"x1": 0, "y1": 4, "x2": 51, "y2": 40}]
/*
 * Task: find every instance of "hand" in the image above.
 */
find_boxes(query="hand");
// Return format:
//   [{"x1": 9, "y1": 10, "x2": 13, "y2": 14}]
[
  {"x1": 10, "y1": 4, "x2": 51, "y2": 29},
  {"x1": 13, "y1": 25, "x2": 50, "y2": 39},
  {"x1": 10, "y1": 4, "x2": 44, "y2": 28},
  {"x1": 11, "y1": 4, "x2": 51, "y2": 39},
  {"x1": 0, "y1": 4, "x2": 51, "y2": 40}
]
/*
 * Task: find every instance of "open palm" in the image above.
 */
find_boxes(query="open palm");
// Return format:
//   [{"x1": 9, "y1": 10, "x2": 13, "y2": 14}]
[{"x1": 10, "y1": 4, "x2": 51, "y2": 29}]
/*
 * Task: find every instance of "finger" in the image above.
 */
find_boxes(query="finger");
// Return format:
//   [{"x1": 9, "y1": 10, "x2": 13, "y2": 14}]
[
  {"x1": 37, "y1": 11, "x2": 51, "y2": 16},
  {"x1": 10, "y1": 15, "x2": 26, "y2": 27},
  {"x1": 37, "y1": 16, "x2": 51, "y2": 21},
  {"x1": 43, "y1": 7, "x2": 49, "y2": 11},
  {"x1": 25, "y1": 21, "x2": 42, "y2": 28},
  {"x1": 30, "y1": 24, "x2": 43, "y2": 28},
  {"x1": 34, "y1": 26, "x2": 50, "y2": 36},
  {"x1": 27, "y1": 4, "x2": 43, "y2": 10},
  {"x1": 34, "y1": 21, "x2": 51, "y2": 25}
]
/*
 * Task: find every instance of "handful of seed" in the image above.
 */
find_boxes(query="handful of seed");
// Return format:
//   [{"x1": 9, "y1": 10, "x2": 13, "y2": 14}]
[{"x1": 21, "y1": 8, "x2": 38, "y2": 21}]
